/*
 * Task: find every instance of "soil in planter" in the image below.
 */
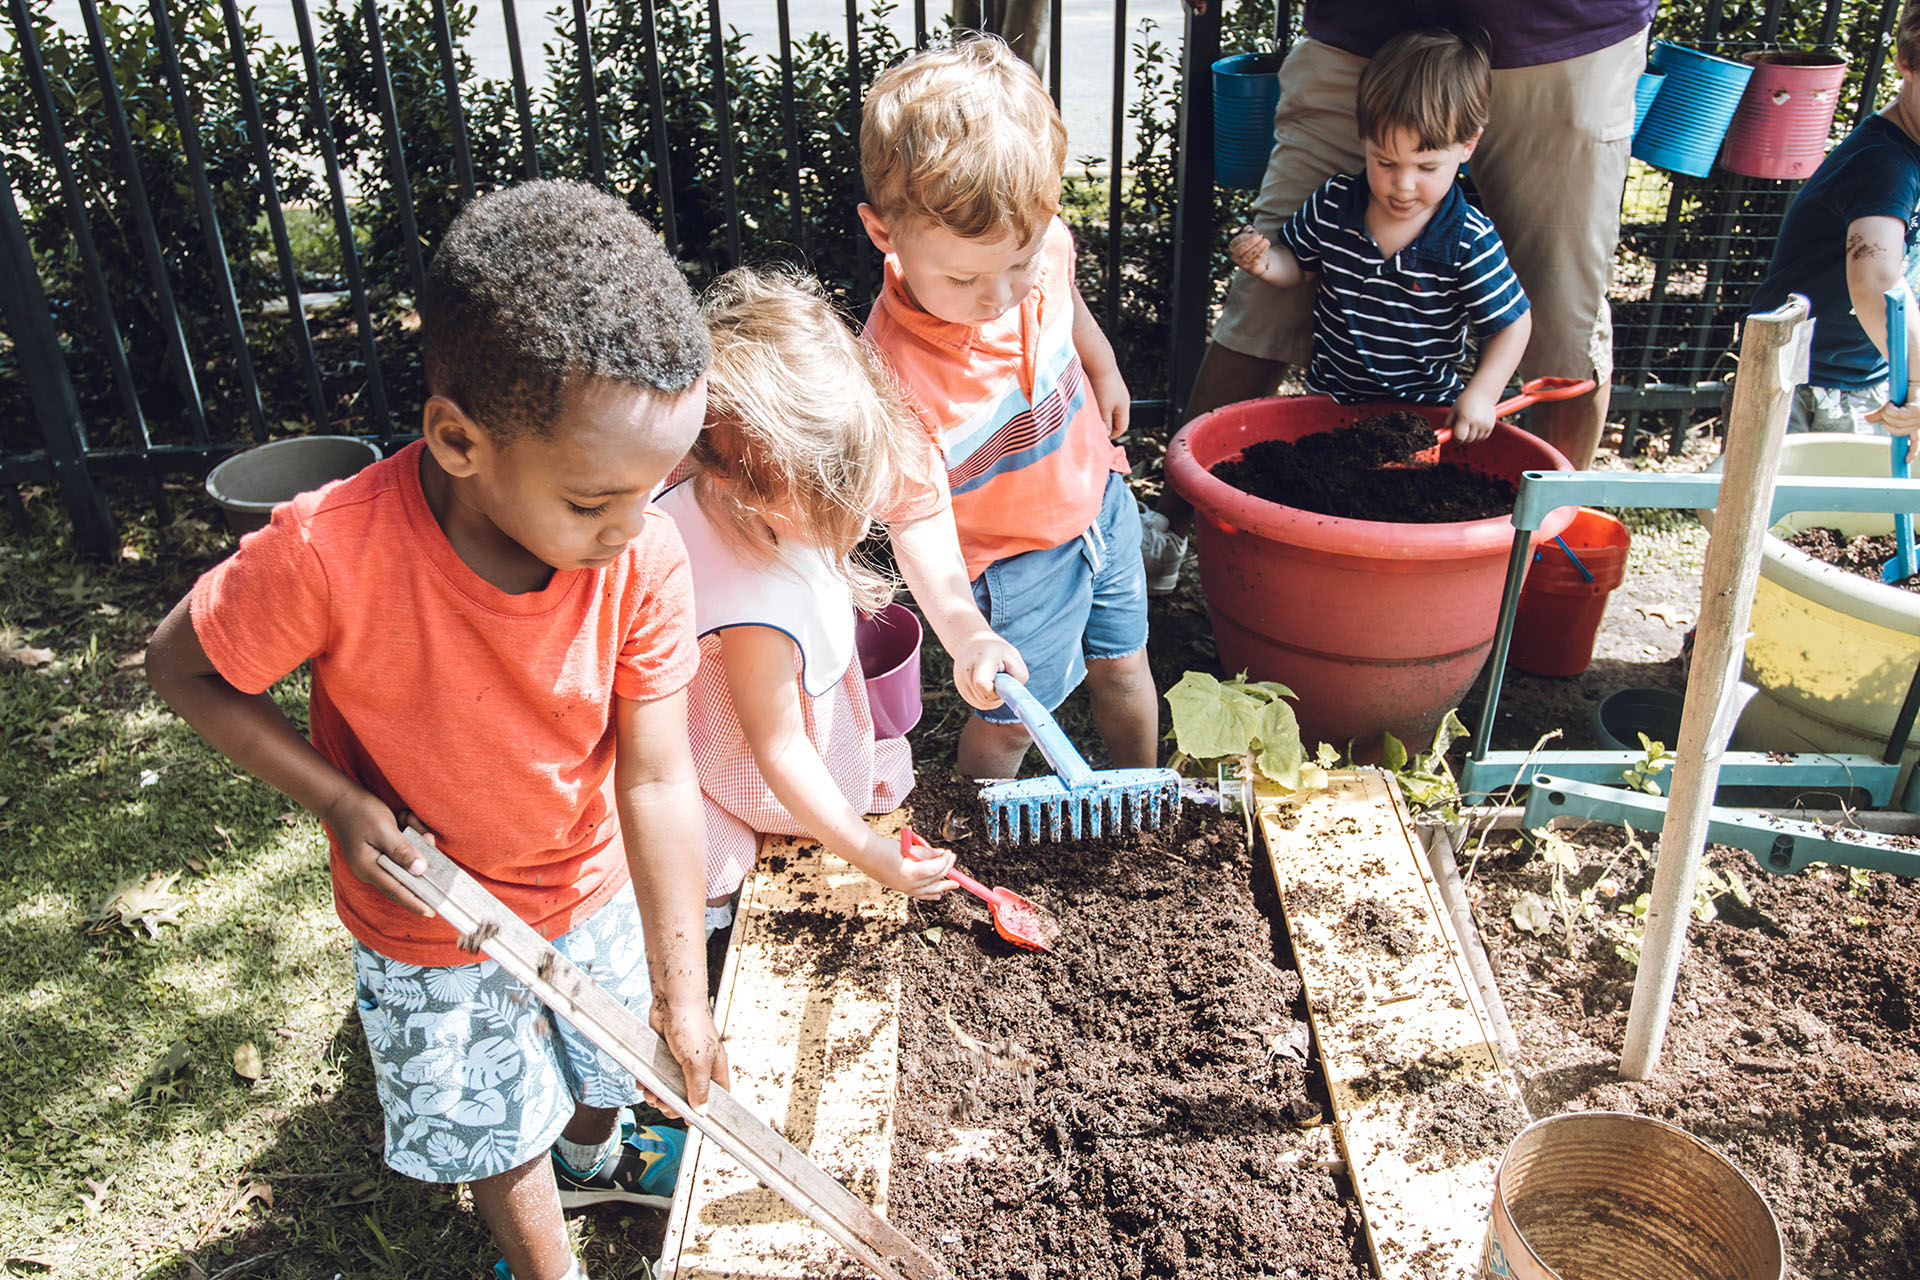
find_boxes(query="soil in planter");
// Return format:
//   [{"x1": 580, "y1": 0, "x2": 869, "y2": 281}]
[
  {"x1": 883, "y1": 772, "x2": 1370, "y2": 1280},
  {"x1": 1472, "y1": 826, "x2": 1920, "y2": 1278},
  {"x1": 1212, "y1": 411, "x2": 1517, "y2": 522},
  {"x1": 1786, "y1": 525, "x2": 1920, "y2": 593}
]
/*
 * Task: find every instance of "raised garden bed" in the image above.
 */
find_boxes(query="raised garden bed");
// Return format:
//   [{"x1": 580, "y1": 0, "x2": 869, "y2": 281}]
[
  {"x1": 886, "y1": 771, "x2": 1368, "y2": 1280},
  {"x1": 1466, "y1": 823, "x2": 1920, "y2": 1278}
]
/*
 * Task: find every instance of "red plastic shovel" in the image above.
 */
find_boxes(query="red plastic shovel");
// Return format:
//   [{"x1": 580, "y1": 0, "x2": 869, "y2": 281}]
[
  {"x1": 1404, "y1": 375, "x2": 1599, "y2": 465},
  {"x1": 901, "y1": 827, "x2": 1061, "y2": 953}
]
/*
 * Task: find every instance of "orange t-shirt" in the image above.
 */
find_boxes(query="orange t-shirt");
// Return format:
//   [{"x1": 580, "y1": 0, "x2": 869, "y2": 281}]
[
  {"x1": 864, "y1": 217, "x2": 1128, "y2": 581},
  {"x1": 189, "y1": 441, "x2": 699, "y2": 966}
]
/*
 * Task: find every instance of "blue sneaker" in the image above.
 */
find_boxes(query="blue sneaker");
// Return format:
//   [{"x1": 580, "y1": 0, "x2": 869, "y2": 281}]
[{"x1": 553, "y1": 1109, "x2": 686, "y2": 1209}]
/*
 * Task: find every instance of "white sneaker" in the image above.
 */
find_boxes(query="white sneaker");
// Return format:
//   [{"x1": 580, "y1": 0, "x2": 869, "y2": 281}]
[{"x1": 1138, "y1": 501, "x2": 1187, "y2": 595}]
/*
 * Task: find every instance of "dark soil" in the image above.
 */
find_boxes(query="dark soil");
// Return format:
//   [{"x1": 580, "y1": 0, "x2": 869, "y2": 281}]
[
  {"x1": 1786, "y1": 526, "x2": 1920, "y2": 593},
  {"x1": 1470, "y1": 826, "x2": 1920, "y2": 1278},
  {"x1": 1211, "y1": 412, "x2": 1517, "y2": 523},
  {"x1": 884, "y1": 771, "x2": 1369, "y2": 1280}
]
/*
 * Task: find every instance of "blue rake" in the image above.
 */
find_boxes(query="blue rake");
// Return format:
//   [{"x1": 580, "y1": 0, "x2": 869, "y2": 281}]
[{"x1": 980, "y1": 674, "x2": 1183, "y2": 845}]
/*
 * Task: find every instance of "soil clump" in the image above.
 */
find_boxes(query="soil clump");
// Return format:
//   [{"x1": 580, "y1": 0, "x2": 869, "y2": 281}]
[
  {"x1": 1211, "y1": 411, "x2": 1516, "y2": 523},
  {"x1": 885, "y1": 771, "x2": 1369, "y2": 1280},
  {"x1": 1786, "y1": 525, "x2": 1920, "y2": 593}
]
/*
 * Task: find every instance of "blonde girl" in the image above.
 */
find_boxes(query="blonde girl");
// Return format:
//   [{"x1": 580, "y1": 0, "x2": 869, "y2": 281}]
[{"x1": 655, "y1": 267, "x2": 1024, "y2": 927}]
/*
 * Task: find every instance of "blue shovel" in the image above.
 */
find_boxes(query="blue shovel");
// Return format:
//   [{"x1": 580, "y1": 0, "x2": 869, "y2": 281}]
[{"x1": 1884, "y1": 287, "x2": 1915, "y2": 585}]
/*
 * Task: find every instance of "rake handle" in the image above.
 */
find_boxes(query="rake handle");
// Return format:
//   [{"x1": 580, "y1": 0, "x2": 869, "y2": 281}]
[
  {"x1": 1891, "y1": 289, "x2": 1915, "y2": 581},
  {"x1": 901, "y1": 828, "x2": 995, "y2": 904},
  {"x1": 992, "y1": 674, "x2": 1095, "y2": 788}
]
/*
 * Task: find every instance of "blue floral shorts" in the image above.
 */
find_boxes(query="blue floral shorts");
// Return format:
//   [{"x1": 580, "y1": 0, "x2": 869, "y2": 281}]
[{"x1": 352, "y1": 886, "x2": 654, "y2": 1184}]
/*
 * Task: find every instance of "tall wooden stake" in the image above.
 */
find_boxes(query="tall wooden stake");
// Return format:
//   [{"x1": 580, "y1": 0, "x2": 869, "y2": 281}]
[{"x1": 1620, "y1": 295, "x2": 1811, "y2": 1082}]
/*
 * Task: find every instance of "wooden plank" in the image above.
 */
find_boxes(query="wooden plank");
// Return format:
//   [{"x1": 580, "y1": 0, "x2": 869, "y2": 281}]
[
  {"x1": 1255, "y1": 770, "x2": 1526, "y2": 1280},
  {"x1": 378, "y1": 834, "x2": 946, "y2": 1280},
  {"x1": 662, "y1": 825, "x2": 912, "y2": 1279}
]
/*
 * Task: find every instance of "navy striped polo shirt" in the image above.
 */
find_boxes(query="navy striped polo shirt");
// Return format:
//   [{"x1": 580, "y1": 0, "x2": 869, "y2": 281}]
[{"x1": 1277, "y1": 172, "x2": 1530, "y2": 405}]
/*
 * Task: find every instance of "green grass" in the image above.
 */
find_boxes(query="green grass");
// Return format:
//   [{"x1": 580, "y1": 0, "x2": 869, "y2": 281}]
[{"x1": 0, "y1": 485, "x2": 661, "y2": 1279}]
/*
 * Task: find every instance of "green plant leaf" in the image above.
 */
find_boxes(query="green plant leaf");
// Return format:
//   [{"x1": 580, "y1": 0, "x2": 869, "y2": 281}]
[
  {"x1": 1166, "y1": 672, "x2": 1264, "y2": 760},
  {"x1": 1380, "y1": 731, "x2": 1408, "y2": 773},
  {"x1": 1251, "y1": 697, "x2": 1305, "y2": 789}
]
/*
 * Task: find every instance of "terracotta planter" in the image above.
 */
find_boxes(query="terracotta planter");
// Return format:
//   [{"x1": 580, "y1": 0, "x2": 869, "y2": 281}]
[
  {"x1": 1166, "y1": 397, "x2": 1573, "y2": 752},
  {"x1": 1721, "y1": 50, "x2": 1848, "y2": 180}
]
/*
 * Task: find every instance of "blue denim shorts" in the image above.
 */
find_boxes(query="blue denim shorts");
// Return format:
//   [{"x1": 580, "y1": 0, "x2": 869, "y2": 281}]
[
  {"x1": 971, "y1": 470, "x2": 1149, "y2": 723},
  {"x1": 352, "y1": 886, "x2": 653, "y2": 1184}
]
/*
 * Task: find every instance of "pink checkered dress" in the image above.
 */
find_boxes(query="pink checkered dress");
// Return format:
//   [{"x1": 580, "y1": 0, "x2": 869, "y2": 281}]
[{"x1": 656, "y1": 481, "x2": 914, "y2": 900}]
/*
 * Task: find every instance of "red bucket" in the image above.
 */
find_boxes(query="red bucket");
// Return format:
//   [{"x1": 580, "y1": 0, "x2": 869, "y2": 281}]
[
  {"x1": 1720, "y1": 50, "x2": 1847, "y2": 181},
  {"x1": 1509, "y1": 508, "x2": 1630, "y2": 678}
]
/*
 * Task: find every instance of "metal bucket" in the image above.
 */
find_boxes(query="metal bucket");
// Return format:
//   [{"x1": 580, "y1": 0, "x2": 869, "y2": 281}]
[
  {"x1": 205, "y1": 435, "x2": 383, "y2": 536},
  {"x1": 1480, "y1": 1112, "x2": 1783, "y2": 1280}
]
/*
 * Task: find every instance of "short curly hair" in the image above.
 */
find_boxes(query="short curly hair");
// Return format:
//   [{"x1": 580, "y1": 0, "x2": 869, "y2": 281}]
[
  {"x1": 420, "y1": 180, "x2": 710, "y2": 440},
  {"x1": 860, "y1": 36, "x2": 1065, "y2": 245}
]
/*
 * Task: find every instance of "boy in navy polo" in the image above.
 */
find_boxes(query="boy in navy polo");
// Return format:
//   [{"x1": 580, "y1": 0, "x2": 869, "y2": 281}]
[{"x1": 1229, "y1": 26, "x2": 1531, "y2": 443}]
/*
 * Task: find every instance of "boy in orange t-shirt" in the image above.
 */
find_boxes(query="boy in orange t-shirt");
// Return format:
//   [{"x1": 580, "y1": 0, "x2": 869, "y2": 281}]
[
  {"x1": 859, "y1": 36, "x2": 1158, "y2": 781},
  {"x1": 146, "y1": 181, "x2": 727, "y2": 1280}
]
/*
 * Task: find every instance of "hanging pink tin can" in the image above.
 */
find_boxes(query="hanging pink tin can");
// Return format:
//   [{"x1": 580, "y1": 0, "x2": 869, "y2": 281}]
[{"x1": 1721, "y1": 50, "x2": 1848, "y2": 181}]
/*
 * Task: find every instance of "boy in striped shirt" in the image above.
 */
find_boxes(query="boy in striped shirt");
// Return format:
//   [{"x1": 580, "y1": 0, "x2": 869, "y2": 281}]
[
  {"x1": 859, "y1": 37, "x2": 1158, "y2": 781},
  {"x1": 1229, "y1": 27, "x2": 1532, "y2": 443}
]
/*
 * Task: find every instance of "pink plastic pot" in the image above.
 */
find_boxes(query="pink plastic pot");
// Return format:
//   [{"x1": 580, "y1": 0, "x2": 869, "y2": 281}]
[
  {"x1": 1167, "y1": 396, "x2": 1575, "y2": 752},
  {"x1": 856, "y1": 602, "x2": 923, "y2": 740},
  {"x1": 1721, "y1": 50, "x2": 1847, "y2": 181}
]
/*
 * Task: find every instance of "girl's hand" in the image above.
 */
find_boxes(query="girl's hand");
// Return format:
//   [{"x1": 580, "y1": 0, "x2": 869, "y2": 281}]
[
  {"x1": 951, "y1": 634, "x2": 1028, "y2": 710},
  {"x1": 865, "y1": 830, "x2": 958, "y2": 900}
]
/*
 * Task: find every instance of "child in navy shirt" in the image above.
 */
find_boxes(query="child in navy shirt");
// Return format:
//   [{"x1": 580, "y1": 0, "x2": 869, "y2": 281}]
[
  {"x1": 1749, "y1": 0, "x2": 1920, "y2": 437},
  {"x1": 1229, "y1": 26, "x2": 1531, "y2": 442}
]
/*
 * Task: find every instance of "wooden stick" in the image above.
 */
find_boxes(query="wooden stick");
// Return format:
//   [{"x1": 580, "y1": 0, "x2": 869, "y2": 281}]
[
  {"x1": 1620, "y1": 295, "x2": 1811, "y2": 1081},
  {"x1": 378, "y1": 835, "x2": 953, "y2": 1280}
]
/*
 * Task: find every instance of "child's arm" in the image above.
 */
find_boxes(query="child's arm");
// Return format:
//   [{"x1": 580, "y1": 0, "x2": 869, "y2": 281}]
[
  {"x1": 891, "y1": 506, "x2": 1028, "y2": 710},
  {"x1": 720, "y1": 625, "x2": 961, "y2": 896},
  {"x1": 1229, "y1": 226, "x2": 1311, "y2": 289},
  {"x1": 613, "y1": 688, "x2": 729, "y2": 1111},
  {"x1": 146, "y1": 597, "x2": 434, "y2": 915},
  {"x1": 1847, "y1": 215, "x2": 1920, "y2": 437},
  {"x1": 1072, "y1": 283, "x2": 1131, "y2": 442},
  {"x1": 1449, "y1": 311, "x2": 1533, "y2": 444}
]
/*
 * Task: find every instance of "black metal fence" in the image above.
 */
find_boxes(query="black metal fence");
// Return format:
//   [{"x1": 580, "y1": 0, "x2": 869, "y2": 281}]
[{"x1": 0, "y1": 0, "x2": 1906, "y2": 554}]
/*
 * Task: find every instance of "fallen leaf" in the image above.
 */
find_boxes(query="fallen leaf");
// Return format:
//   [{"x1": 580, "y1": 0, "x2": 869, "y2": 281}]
[
  {"x1": 77, "y1": 1177, "x2": 110, "y2": 1217},
  {"x1": 179, "y1": 1253, "x2": 209, "y2": 1280},
  {"x1": 1636, "y1": 605, "x2": 1693, "y2": 627},
  {"x1": 86, "y1": 872, "x2": 188, "y2": 937},
  {"x1": 4, "y1": 646, "x2": 54, "y2": 668},
  {"x1": 233, "y1": 1180, "x2": 272, "y2": 1212},
  {"x1": 1511, "y1": 891, "x2": 1554, "y2": 935},
  {"x1": 184, "y1": 857, "x2": 206, "y2": 873},
  {"x1": 115, "y1": 650, "x2": 146, "y2": 670},
  {"x1": 232, "y1": 1042, "x2": 263, "y2": 1082}
]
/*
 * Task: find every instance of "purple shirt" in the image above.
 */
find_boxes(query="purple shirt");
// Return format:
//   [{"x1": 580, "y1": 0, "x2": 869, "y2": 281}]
[{"x1": 1304, "y1": 1, "x2": 1654, "y2": 69}]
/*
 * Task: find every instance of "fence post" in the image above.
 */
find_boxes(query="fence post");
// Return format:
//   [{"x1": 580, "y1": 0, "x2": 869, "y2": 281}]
[
  {"x1": 0, "y1": 155, "x2": 118, "y2": 558},
  {"x1": 1167, "y1": 0, "x2": 1219, "y2": 418}
]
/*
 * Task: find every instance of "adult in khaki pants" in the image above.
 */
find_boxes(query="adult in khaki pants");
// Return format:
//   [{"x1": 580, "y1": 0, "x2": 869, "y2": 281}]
[{"x1": 1187, "y1": 2, "x2": 1651, "y2": 471}]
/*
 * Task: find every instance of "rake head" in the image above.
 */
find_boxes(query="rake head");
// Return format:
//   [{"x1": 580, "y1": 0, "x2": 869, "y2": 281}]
[{"x1": 981, "y1": 768, "x2": 1183, "y2": 845}]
